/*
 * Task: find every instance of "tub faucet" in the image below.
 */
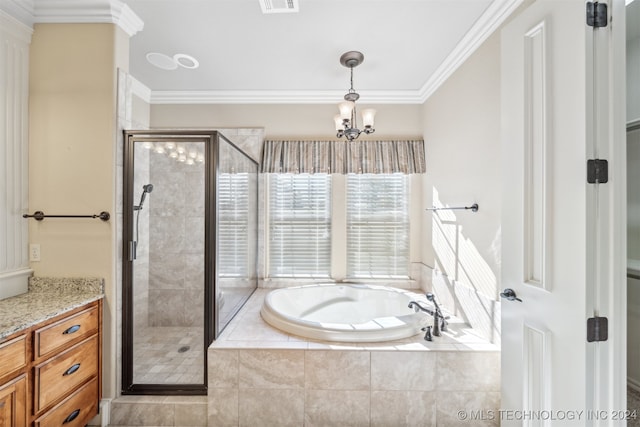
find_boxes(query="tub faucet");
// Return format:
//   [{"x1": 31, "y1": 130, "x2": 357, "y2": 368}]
[
  {"x1": 425, "y1": 292, "x2": 448, "y2": 336},
  {"x1": 408, "y1": 293, "x2": 448, "y2": 341}
]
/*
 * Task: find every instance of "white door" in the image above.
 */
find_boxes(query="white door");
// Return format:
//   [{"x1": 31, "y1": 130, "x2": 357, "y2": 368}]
[{"x1": 501, "y1": 0, "x2": 626, "y2": 425}]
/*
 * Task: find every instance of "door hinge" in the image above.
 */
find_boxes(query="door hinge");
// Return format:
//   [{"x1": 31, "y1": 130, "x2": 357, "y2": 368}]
[
  {"x1": 586, "y1": 2, "x2": 608, "y2": 28},
  {"x1": 587, "y1": 159, "x2": 608, "y2": 184},
  {"x1": 587, "y1": 316, "x2": 608, "y2": 342}
]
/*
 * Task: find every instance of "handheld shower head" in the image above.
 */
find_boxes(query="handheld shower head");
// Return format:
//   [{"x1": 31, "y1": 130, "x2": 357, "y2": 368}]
[
  {"x1": 426, "y1": 292, "x2": 441, "y2": 312},
  {"x1": 134, "y1": 183, "x2": 154, "y2": 210}
]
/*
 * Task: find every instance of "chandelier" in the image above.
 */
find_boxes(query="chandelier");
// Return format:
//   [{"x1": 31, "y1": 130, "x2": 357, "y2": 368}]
[{"x1": 334, "y1": 51, "x2": 376, "y2": 141}]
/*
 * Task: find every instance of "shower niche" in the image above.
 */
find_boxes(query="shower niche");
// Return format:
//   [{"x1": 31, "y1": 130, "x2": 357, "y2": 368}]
[{"x1": 122, "y1": 130, "x2": 258, "y2": 394}]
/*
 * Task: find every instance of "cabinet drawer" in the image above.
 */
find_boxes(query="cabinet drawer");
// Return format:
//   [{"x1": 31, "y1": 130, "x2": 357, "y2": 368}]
[
  {"x1": 34, "y1": 335, "x2": 98, "y2": 412},
  {"x1": 34, "y1": 305, "x2": 98, "y2": 359},
  {"x1": 34, "y1": 376, "x2": 98, "y2": 427},
  {"x1": 0, "y1": 334, "x2": 27, "y2": 379}
]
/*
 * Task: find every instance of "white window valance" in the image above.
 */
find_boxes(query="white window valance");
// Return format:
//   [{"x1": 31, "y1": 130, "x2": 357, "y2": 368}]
[{"x1": 260, "y1": 140, "x2": 426, "y2": 174}]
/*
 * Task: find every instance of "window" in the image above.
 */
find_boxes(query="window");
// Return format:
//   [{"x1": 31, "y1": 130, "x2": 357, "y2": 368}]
[
  {"x1": 218, "y1": 173, "x2": 250, "y2": 277},
  {"x1": 268, "y1": 174, "x2": 331, "y2": 277},
  {"x1": 346, "y1": 174, "x2": 410, "y2": 278},
  {"x1": 267, "y1": 172, "x2": 411, "y2": 279}
]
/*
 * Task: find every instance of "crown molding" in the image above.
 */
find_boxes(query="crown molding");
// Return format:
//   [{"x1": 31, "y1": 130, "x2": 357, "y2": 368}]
[
  {"x1": 33, "y1": 0, "x2": 144, "y2": 36},
  {"x1": 131, "y1": 75, "x2": 151, "y2": 104},
  {"x1": 417, "y1": 0, "x2": 524, "y2": 102},
  {"x1": 0, "y1": 9, "x2": 34, "y2": 42},
  {"x1": 0, "y1": 0, "x2": 35, "y2": 26},
  {"x1": 149, "y1": 89, "x2": 425, "y2": 105}
]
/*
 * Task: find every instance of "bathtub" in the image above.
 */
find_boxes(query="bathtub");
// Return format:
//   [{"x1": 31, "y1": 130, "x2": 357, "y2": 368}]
[{"x1": 260, "y1": 283, "x2": 431, "y2": 342}]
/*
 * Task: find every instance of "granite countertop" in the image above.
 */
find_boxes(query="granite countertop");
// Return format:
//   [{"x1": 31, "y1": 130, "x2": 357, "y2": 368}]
[{"x1": 0, "y1": 277, "x2": 104, "y2": 341}]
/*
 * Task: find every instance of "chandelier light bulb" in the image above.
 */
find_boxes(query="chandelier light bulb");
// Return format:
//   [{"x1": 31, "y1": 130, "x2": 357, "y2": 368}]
[
  {"x1": 196, "y1": 154, "x2": 205, "y2": 163},
  {"x1": 178, "y1": 154, "x2": 187, "y2": 162},
  {"x1": 165, "y1": 142, "x2": 176, "y2": 150},
  {"x1": 362, "y1": 109, "x2": 376, "y2": 128},
  {"x1": 338, "y1": 101, "x2": 354, "y2": 121},
  {"x1": 334, "y1": 115, "x2": 344, "y2": 131},
  {"x1": 186, "y1": 158, "x2": 195, "y2": 165},
  {"x1": 169, "y1": 151, "x2": 179, "y2": 159},
  {"x1": 143, "y1": 141, "x2": 153, "y2": 149},
  {"x1": 154, "y1": 145, "x2": 165, "y2": 154},
  {"x1": 176, "y1": 146, "x2": 186, "y2": 154},
  {"x1": 188, "y1": 150, "x2": 198, "y2": 159}
]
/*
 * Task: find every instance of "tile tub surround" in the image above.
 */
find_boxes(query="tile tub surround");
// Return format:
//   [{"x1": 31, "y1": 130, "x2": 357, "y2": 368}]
[
  {"x1": 0, "y1": 276, "x2": 105, "y2": 339},
  {"x1": 208, "y1": 289, "x2": 500, "y2": 427}
]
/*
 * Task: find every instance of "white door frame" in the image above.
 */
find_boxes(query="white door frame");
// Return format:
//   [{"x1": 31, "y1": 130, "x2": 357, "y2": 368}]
[{"x1": 585, "y1": 0, "x2": 627, "y2": 420}]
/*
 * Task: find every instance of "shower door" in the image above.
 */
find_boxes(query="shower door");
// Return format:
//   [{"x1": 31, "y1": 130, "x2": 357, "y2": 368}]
[{"x1": 122, "y1": 130, "x2": 258, "y2": 394}]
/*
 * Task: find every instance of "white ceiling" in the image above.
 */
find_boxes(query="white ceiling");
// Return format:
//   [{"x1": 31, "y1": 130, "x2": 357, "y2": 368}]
[{"x1": 123, "y1": 0, "x2": 515, "y2": 103}]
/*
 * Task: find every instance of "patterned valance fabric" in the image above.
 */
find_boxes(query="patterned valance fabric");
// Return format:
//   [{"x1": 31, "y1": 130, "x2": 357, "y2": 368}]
[{"x1": 260, "y1": 140, "x2": 425, "y2": 174}]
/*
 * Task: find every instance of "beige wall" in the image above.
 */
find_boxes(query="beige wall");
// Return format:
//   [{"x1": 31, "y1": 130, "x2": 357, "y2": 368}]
[
  {"x1": 29, "y1": 23, "x2": 128, "y2": 399},
  {"x1": 421, "y1": 33, "x2": 502, "y2": 344},
  {"x1": 150, "y1": 103, "x2": 423, "y2": 140}
]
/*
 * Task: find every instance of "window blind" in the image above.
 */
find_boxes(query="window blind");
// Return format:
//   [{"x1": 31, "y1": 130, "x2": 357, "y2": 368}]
[
  {"x1": 218, "y1": 173, "x2": 250, "y2": 277},
  {"x1": 268, "y1": 173, "x2": 331, "y2": 277},
  {"x1": 346, "y1": 174, "x2": 410, "y2": 278}
]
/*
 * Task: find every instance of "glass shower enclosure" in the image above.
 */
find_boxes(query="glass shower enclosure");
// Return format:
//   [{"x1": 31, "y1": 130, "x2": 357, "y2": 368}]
[{"x1": 122, "y1": 130, "x2": 258, "y2": 394}]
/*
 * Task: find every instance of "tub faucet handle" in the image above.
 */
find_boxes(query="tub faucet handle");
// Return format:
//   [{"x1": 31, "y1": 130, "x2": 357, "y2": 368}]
[{"x1": 421, "y1": 325, "x2": 433, "y2": 341}]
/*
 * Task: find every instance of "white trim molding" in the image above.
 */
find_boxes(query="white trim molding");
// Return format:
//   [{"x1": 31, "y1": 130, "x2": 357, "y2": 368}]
[
  {"x1": 0, "y1": 9, "x2": 33, "y2": 42},
  {"x1": 33, "y1": 0, "x2": 143, "y2": 36},
  {"x1": 150, "y1": 89, "x2": 425, "y2": 105},
  {"x1": 0, "y1": 14, "x2": 32, "y2": 299},
  {"x1": 0, "y1": 0, "x2": 35, "y2": 27},
  {"x1": 131, "y1": 75, "x2": 151, "y2": 104},
  {"x1": 417, "y1": 0, "x2": 524, "y2": 102}
]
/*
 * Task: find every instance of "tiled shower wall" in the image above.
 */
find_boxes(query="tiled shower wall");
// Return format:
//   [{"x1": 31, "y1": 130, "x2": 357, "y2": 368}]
[
  {"x1": 148, "y1": 151, "x2": 205, "y2": 327},
  {"x1": 146, "y1": 130, "x2": 263, "y2": 327}
]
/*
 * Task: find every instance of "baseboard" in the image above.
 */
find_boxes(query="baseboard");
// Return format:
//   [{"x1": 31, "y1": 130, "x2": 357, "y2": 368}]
[
  {"x1": 102, "y1": 398, "x2": 112, "y2": 426},
  {"x1": 628, "y1": 377, "x2": 640, "y2": 392}
]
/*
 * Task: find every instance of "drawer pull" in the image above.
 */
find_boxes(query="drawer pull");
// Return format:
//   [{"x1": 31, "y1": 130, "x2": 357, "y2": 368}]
[
  {"x1": 63, "y1": 324, "x2": 81, "y2": 335},
  {"x1": 63, "y1": 409, "x2": 81, "y2": 424},
  {"x1": 63, "y1": 363, "x2": 81, "y2": 376}
]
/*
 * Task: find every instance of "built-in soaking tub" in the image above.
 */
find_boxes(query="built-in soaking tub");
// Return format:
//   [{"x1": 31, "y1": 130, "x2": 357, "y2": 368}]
[{"x1": 260, "y1": 283, "x2": 431, "y2": 342}]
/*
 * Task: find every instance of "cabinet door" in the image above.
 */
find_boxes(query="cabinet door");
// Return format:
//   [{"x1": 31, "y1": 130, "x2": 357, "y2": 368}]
[{"x1": 0, "y1": 374, "x2": 27, "y2": 427}]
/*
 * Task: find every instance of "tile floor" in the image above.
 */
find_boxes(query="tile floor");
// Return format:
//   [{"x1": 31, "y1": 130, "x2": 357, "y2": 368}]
[{"x1": 133, "y1": 326, "x2": 204, "y2": 384}]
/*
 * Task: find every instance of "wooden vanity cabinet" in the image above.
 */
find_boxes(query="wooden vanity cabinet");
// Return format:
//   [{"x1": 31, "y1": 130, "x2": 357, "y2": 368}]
[
  {"x1": 0, "y1": 333, "x2": 28, "y2": 427},
  {"x1": 0, "y1": 299, "x2": 102, "y2": 427}
]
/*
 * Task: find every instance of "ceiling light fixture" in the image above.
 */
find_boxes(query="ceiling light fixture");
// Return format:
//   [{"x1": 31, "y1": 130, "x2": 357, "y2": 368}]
[
  {"x1": 146, "y1": 52, "x2": 200, "y2": 70},
  {"x1": 334, "y1": 51, "x2": 376, "y2": 141}
]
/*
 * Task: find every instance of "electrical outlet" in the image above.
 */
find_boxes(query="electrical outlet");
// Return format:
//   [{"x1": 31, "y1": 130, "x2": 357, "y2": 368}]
[{"x1": 30, "y1": 244, "x2": 41, "y2": 262}]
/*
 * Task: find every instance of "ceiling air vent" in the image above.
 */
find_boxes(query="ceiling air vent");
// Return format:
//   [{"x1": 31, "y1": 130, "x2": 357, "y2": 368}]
[{"x1": 259, "y1": 0, "x2": 299, "y2": 14}]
